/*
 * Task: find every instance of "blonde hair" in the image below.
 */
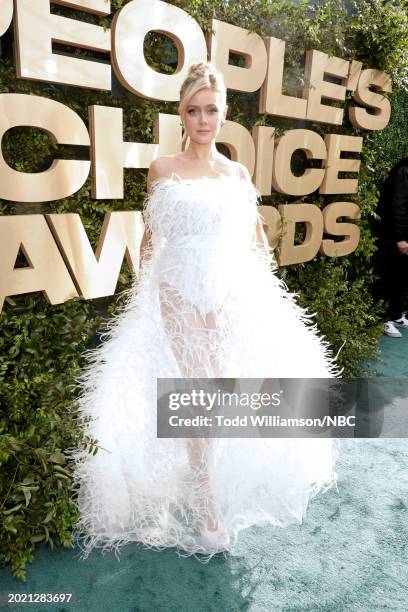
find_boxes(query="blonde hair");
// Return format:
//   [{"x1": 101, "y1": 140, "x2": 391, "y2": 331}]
[{"x1": 178, "y1": 62, "x2": 227, "y2": 142}]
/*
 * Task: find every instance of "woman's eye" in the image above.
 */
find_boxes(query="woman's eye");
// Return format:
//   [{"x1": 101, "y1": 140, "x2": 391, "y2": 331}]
[{"x1": 187, "y1": 109, "x2": 197, "y2": 115}]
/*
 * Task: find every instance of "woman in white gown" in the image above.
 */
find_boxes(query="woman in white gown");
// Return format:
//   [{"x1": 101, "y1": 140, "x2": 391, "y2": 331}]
[{"x1": 68, "y1": 62, "x2": 340, "y2": 562}]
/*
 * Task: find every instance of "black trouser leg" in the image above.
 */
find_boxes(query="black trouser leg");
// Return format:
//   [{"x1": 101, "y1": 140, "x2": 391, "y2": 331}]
[{"x1": 378, "y1": 241, "x2": 408, "y2": 321}]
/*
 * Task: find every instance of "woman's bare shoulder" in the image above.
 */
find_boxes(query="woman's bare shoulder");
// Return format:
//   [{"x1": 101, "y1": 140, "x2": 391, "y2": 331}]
[
  {"x1": 149, "y1": 155, "x2": 179, "y2": 176},
  {"x1": 147, "y1": 156, "x2": 179, "y2": 192},
  {"x1": 234, "y1": 161, "x2": 252, "y2": 181},
  {"x1": 217, "y1": 158, "x2": 251, "y2": 180}
]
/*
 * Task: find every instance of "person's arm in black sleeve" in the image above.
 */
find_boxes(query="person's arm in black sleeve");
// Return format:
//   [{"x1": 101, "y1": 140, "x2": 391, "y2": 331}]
[{"x1": 389, "y1": 165, "x2": 408, "y2": 252}]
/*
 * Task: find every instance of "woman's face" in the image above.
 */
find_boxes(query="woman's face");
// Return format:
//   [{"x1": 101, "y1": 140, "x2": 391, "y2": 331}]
[{"x1": 183, "y1": 88, "x2": 226, "y2": 144}]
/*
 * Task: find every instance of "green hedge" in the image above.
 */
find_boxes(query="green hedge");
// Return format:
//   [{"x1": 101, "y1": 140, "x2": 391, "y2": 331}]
[{"x1": 0, "y1": 0, "x2": 407, "y2": 580}]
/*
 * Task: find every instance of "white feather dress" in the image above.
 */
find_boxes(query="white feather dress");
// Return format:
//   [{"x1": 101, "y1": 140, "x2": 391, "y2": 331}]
[{"x1": 67, "y1": 171, "x2": 340, "y2": 562}]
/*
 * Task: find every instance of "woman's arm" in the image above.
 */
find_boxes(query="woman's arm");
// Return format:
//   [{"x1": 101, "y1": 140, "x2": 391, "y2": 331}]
[
  {"x1": 139, "y1": 225, "x2": 152, "y2": 269},
  {"x1": 139, "y1": 160, "x2": 161, "y2": 268},
  {"x1": 237, "y1": 163, "x2": 270, "y2": 251},
  {"x1": 254, "y1": 215, "x2": 270, "y2": 251},
  {"x1": 140, "y1": 157, "x2": 176, "y2": 267}
]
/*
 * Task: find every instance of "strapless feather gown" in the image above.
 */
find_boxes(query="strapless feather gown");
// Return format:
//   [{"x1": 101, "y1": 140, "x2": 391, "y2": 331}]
[{"x1": 67, "y1": 172, "x2": 340, "y2": 561}]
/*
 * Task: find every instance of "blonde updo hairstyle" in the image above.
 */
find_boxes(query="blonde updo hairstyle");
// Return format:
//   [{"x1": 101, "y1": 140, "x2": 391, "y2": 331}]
[{"x1": 178, "y1": 62, "x2": 227, "y2": 144}]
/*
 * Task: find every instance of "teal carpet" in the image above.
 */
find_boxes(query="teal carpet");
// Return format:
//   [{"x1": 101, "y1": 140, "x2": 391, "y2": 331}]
[{"x1": 1, "y1": 332, "x2": 407, "y2": 611}]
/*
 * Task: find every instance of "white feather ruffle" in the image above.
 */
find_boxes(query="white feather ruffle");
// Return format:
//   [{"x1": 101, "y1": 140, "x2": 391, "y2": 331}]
[{"x1": 66, "y1": 173, "x2": 340, "y2": 563}]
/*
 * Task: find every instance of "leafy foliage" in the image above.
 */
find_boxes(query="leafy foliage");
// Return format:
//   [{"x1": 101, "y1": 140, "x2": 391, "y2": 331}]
[{"x1": 0, "y1": 0, "x2": 407, "y2": 580}]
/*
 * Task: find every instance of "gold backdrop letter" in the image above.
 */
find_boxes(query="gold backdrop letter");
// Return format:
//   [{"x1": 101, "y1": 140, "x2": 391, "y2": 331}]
[
  {"x1": 208, "y1": 19, "x2": 267, "y2": 93},
  {"x1": 112, "y1": 0, "x2": 207, "y2": 100},
  {"x1": 215, "y1": 121, "x2": 255, "y2": 176},
  {"x1": 252, "y1": 126, "x2": 275, "y2": 196},
  {"x1": 0, "y1": 94, "x2": 90, "y2": 203},
  {"x1": 0, "y1": 215, "x2": 78, "y2": 311},
  {"x1": 0, "y1": 0, "x2": 13, "y2": 37},
  {"x1": 347, "y1": 60, "x2": 363, "y2": 92},
  {"x1": 259, "y1": 37, "x2": 307, "y2": 120},
  {"x1": 320, "y1": 134, "x2": 363, "y2": 194},
  {"x1": 278, "y1": 204, "x2": 323, "y2": 266},
  {"x1": 90, "y1": 106, "x2": 182, "y2": 198},
  {"x1": 320, "y1": 202, "x2": 361, "y2": 257},
  {"x1": 273, "y1": 129, "x2": 326, "y2": 196},
  {"x1": 14, "y1": 0, "x2": 111, "y2": 90},
  {"x1": 46, "y1": 211, "x2": 144, "y2": 299},
  {"x1": 304, "y1": 50, "x2": 349, "y2": 125},
  {"x1": 52, "y1": 0, "x2": 110, "y2": 14},
  {"x1": 349, "y1": 69, "x2": 392, "y2": 131}
]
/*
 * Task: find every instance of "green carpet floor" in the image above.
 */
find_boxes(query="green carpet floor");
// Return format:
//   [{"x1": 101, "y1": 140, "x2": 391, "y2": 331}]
[{"x1": 1, "y1": 331, "x2": 407, "y2": 611}]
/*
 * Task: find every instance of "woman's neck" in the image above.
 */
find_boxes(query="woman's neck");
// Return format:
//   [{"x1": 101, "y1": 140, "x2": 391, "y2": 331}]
[{"x1": 183, "y1": 141, "x2": 220, "y2": 162}]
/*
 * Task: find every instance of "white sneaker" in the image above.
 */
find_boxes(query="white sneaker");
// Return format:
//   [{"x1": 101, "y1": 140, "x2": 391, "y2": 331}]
[
  {"x1": 393, "y1": 314, "x2": 408, "y2": 328},
  {"x1": 384, "y1": 321, "x2": 402, "y2": 337}
]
